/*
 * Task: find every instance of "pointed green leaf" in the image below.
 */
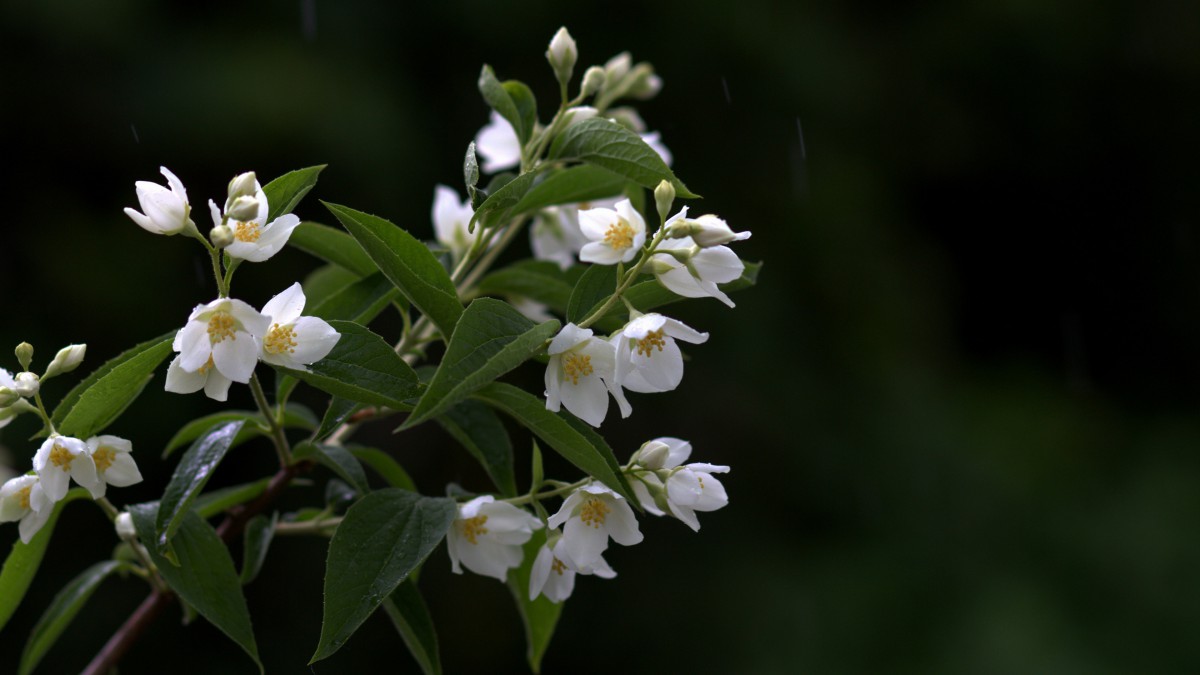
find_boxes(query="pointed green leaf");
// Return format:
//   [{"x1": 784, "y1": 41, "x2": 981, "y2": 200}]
[
  {"x1": 162, "y1": 407, "x2": 317, "y2": 459},
  {"x1": 311, "y1": 489, "x2": 456, "y2": 663},
  {"x1": 0, "y1": 489, "x2": 88, "y2": 633},
  {"x1": 262, "y1": 165, "x2": 325, "y2": 221},
  {"x1": 51, "y1": 333, "x2": 174, "y2": 439},
  {"x1": 324, "y1": 202, "x2": 463, "y2": 340},
  {"x1": 437, "y1": 399, "x2": 517, "y2": 497},
  {"x1": 469, "y1": 171, "x2": 539, "y2": 230},
  {"x1": 477, "y1": 260, "x2": 578, "y2": 313},
  {"x1": 503, "y1": 80, "x2": 538, "y2": 145},
  {"x1": 155, "y1": 420, "x2": 245, "y2": 555},
  {"x1": 403, "y1": 299, "x2": 559, "y2": 429},
  {"x1": 193, "y1": 478, "x2": 272, "y2": 519},
  {"x1": 294, "y1": 441, "x2": 370, "y2": 494},
  {"x1": 478, "y1": 65, "x2": 533, "y2": 144},
  {"x1": 308, "y1": 273, "x2": 399, "y2": 325},
  {"x1": 472, "y1": 383, "x2": 635, "y2": 503},
  {"x1": 511, "y1": 165, "x2": 628, "y2": 214},
  {"x1": 507, "y1": 530, "x2": 562, "y2": 673},
  {"x1": 566, "y1": 263, "x2": 618, "y2": 323},
  {"x1": 290, "y1": 221, "x2": 380, "y2": 276},
  {"x1": 350, "y1": 448, "x2": 417, "y2": 492},
  {"x1": 315, "y1": 396, "x2": 362, "y2": 441},
  {"x1": 240, "y1": 513, "x2": 278, "y2": 585},
  {"x1": 549, "y1": 117, "x2": 698, "y2": 198},
  {"x1": 382, "y1": 579, "x2": 442, "y2": 675},
  {"x1": 18, "y1": 560, "x2": 123, "y2": 675},
  {"x1": 274, "y1": 320, "x2": 421, "y2": 409},
  {"x1": 304, "y1": 263, "x2": 361, "y2": 306},
  {"x1": 129, "y1": 503, "x2": 261, "y2": 672}
]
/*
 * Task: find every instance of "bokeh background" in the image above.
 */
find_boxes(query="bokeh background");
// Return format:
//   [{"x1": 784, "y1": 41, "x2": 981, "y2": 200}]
[{"x1": 3, "y1": 1, "x2": 1200, "y2": 673}]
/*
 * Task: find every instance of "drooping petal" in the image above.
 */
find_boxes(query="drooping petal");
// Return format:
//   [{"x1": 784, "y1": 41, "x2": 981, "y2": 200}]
[
  {"x1": 103, "y1": 454, "x2": 143, "y2": 488},
  {"x1": 19, "y1": 508, "x2": 52, "y2": 544},
  {"x1": 38, "y1": 465, "x2": 69, "y2": 502},
  {"x1": 602, "y1": 498, "x2": 643, "y2": 547},
  {"x1": 631, "y1": 338, "x2": 683, "y2": 391},
  {"x1": 558, "y1": 373, "x2": 610, "y2": 427},
  {"x1": 663, "y1": 317, "x2": 709, "y2": 344},
  {"x1": 691, "y1": 245, "x2": 745, "y2": 285},
  {"x1": 544, "y1": 357, "x2": 563, "y2": 412},
  {"x1": 164, "y1": 355, "x2": 206, "y2": 394},
  {"x1": 547, "y1": 490, "x2": 584, "y2": 530},
  {"x1": 202, "y1": 368, "x2": 233, "y2": 401},
  {"x1": 561, "y1": 515, "x2": 610, "y2": 568}
]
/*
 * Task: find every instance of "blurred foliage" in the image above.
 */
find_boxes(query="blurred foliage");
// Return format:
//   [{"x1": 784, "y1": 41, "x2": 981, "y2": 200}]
[{"x1": 2, "y1": 0, "x2": 1200, "y2": 672}]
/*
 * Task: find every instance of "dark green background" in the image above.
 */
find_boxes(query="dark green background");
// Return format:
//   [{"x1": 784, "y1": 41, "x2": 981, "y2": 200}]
[{"x1": 2, "y1": 0, "x2": 1199, "y2": 672}]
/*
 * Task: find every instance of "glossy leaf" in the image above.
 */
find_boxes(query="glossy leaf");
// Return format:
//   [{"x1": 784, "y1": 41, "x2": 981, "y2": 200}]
[
  {"x1": 193, "y1": 478, "x2": 272, "y2": 519},
  {"x1": 350, "y1": 448, "x2": 417, "y2": 492},
  {"x1": 550, "y1": 117, "x2": 697, "y2": 198},
  {"x1": 507, "y1": 530, "x2": 562, "y2": 673},
  {"x1": 311, "y1": 489, "x2": 456, "y2": 663},
  {"x1": 315, "y1": 396, "x2": 363, "y2": 441},
  {"x1": 261, "y1": 165, "x2": 325, "y2": 222},
  {"x1": 469, "y1": 171, "x2": 538, "y2": 230},
  {"x1": 324, "y1": 202, "x2": 463, "y2": 340},
  {"x1": 240, "y1": 513, "x2": 278, "y2": 585},
  {"x1": 162, "y1": 406, "x2": 317, "y2": 459},
  {"x1": 294, "y1": 441, "x2": 370, "y2": 494},
  {"x1": 566, "y1": 263, "x2": 618, "y2": 323},
  {"x1": 155, "y1": 420, "x2": 245, "y2": 555},
  {"x1": 477, "y1": 260, "x2": 577, "y2": 313},
  {"x1": 0, "y1": 490, "x2": 87, "y2": 632},
  {"x1": 504, "y1": 80, "x2": 537, "y2": 146},
  {"x1": 437, "y1": 399, "x2": 517, "y2": 497},
  {"x1": 510, "y1": 165, "x2": 628, "y2": 214},
  {"x1": 51, "y1": 333, "x2": 173, "y2": 439},
  {"x1": 18, "y1": 560, "x2": 123, "y2": 675},
  {"x1": 478, "y1": 65, "x2": 532, "y2": 143},
  {"x1": 304, "y1": 264, "x2": 362, "y2": 307},
  {"x1": 290, "y1": 221, "x2": 379, "y2": 276},
  {"x1": 274, "y1": 320, "x2": 421, "y2": 409},
  {"x1": 309, "y1": 272, "x2": 398, "y2": 325},
  {"x1": 381, "y1": 579, "x2": 442, "y2": 675}
]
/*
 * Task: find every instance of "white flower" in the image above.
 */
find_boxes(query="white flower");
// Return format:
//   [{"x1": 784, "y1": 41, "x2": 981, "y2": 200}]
[
  {"x1": 530, "y1": 198, "x2": 618, "y2": 270},
  {"x1": 614, "y1": 313, "x2": 709, "y2": 393},
  {"x1": 85, "y1": 435, "x2": 142, "y2": 499},
  {"x1": 649, "y1": 210, "x2": 745, "y2": 308},
  {"x1": 165, "y1": 297, "x2": 270, "y2": 401},
  {"x1": 528, "y1": 534, "x2": 616, "y2": 603},
  {"x1": 629, "y1": 437, "x2": 730, "y2": 532},
  {"x1": 446, "y1": 496, "x2": 542, "y2": 582},
  {"x1": 209, "y1": 174, "x2": 302, "y2": 262},
  {"x1": 123, "y1": 166, "x2": 194, "y2": 236},
  {"x1": 0, "y1": 475, "x2": 53, "y2": 544},
  {"x1": 545, "y1": 324, "x2": 630, "y2": 428},
  {"x1": 32, "y1": 436, "x2": 98, "y2": 502},
  {"x1": 578, "y1": 199, "x2": 646, "y2": 265},
  {"x1": 547, "y1": 483, "x2": 642, "y2": 569},
  {"x1": 258, "y1": 283, "x2": 340, "y2": 371},
  {"x1": 12, "y1": 372, "x2": 40, "y2": 398},
  {"x1": 475, "y1": 111, "x2": 522, "y2": 174},
  {"x1": 432, "y1": 185, "x2": 484, "y2": 260}
]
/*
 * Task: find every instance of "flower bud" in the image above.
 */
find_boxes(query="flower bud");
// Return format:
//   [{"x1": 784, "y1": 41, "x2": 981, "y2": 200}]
[
  {"x1": 605, "y1": 106, "x2": 647, "y2": 132},
  {"x1": 654, "y1": 180, "x2": 676, "y2": 224},
  {"x1": 225, "y1": 195, "x2": 260, "y2": 221},
  {"x1": 115, "y1": 512, "x2": 137, "y2": 541},
  {"x1": 627, "y1": 64, "x2": 663, "y2": 99},
  {"x1": 13, "y1": 372, "x2": 39, "y2": 398},
  {"x1": 604, "y1": 52, "x2": 632, "y2": 83},
  {"x1": 633, "y1": 439, "x2": 672, "y2": 470},
  {"x1": 14, "y1": 342, "x2": 33, "y2": 370},
  {"x1": 210, "y1": 224, "x2": 235, "y2": 249},
  {"x1": 580, "y1": 66, "x2": 605, "y2": 98},
  {"x1": 688, "y1": 214, "x2": 752, "y2": 248},
  {"x1": 0, "y1": 387, "x2": 18, "y2": 408},
  {"x1": 42, "y1": 344, "x2": 86, "y2": 380},
  {"x1": 227, "y1": 171, "x2": 257, "y2": 201},
  {"x1": 546, "y1": 27, "x2": 577, "y2": 86},
  {"x1": 563, "y1": 105, "x2": 599, "y2": 129}
]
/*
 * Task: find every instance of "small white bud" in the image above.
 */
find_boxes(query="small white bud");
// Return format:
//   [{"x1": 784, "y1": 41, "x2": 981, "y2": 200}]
[
  {"x1": 628, "y1": 65, "x2": 662, "y2": 99},
  {"x1": 14, "y1": 343, "x2": 33, "y2": 370},
  {"x1": 225, "y1": 195, "x2": 260, "y2": 221},
  {"x1": 563, "y1": 106, "x2": 599, "y2": 129},
  {"x1": 13, "y1": 372, "x2": 39, "y2": 398},
  {"x1": 654, "y1": 180, "x2": 676, "y2": 224},
  {"x1": 580, "y1": 66, "x2": 605, "y2": 98},
  {"x1": 604, "y1": 52, "x2": 632, "y2": 83},
  {"x1": 634, "y1": 440, "x2": 672, "y2": 470},
  {"x1": 227, "y1": 171, "x2": 257, "y2": 201},
  {"x1": 42, "y1": 344, "x2": 86, "y2": 380},
  {"x1": 115, "y1": 512, "x2": 137, "y2": 541},
  {"x1": 0, "y1": 386, "x2": 18, "y2": 408},
  {"x1": 210, "y1": 225, "x2": 235, "y2": 249},
  {"x1": 546, "y1": 27, "x2": 578, "y2": 87},
  {"x1": 688, "y1": 214, "x2": 752, "y2": 248}
]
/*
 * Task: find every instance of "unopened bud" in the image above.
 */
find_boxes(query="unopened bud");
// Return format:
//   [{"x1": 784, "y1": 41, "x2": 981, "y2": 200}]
[
  {"x1": 546, "y1": 27, "x2": 578, "y2": 86},
  {"x1": 115, "y1": 512, "x2": 137, "y2": 541},
  {"x1": 604, "y1": 52, "x2": 632, "y2": 83},
  {"x1": 654, "y1": 180, "x2": 676, "y2": 224},
  {"x1": 13, "y1": 372, "x2": 39, "y2": 398},
  {"x1": 688, "y1": 214, "x2": 752, "y2": 248},
  {"x1": 605, "y1": 106, "x2": 647, "y2": 132},
  {"x1": 42, "y1": 344, "x2": 86, "y2": 380},
  {"x1": 628, "y1": 65, "x2": 663, "y2": 100},
  {"x1": 210, "y1": 224, "x2": 234, "y2": 249},
  {"x1": 563, "y1": 106, "x2": 599, "y2": 129},
  {"x1": 634, "y1": 440, "x2": 672, "y2": 470},
  {"x1": 580, "y1": 66, "x2": 605, "y2": 98},
  {"x1": 14, "y1": 343, "x2": 33, "y2": 370},
  {"x1": 648, "y1": 257, "x2": 678, "y2": 275},
  {"x1": 0, "y1": 387, "x2": 18, "y2": 408},
  {"x1": 225, "y1": 195, "x2": 260, "y2": 221},
  {"x1": 227, "y1": 171, "x2": 258, "y2": 201}
]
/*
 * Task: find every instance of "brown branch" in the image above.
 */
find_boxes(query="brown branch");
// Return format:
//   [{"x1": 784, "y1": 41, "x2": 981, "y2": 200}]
[{"x1": 81, "y1": 462, "x2": 306, "y2": 675}]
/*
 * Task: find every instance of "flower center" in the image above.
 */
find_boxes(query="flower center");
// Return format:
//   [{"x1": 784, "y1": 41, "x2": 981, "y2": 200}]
[
  {"x1": 264, "y1": 323, "x2": 298, "y2": 355},
  {"x1": 207, "y1": 312, "x2": 237, "y2": 343},
  {"x1": 562, "y1": 353, "x2": 594, "y2": 385},
  {"x1": 551, "y1": 556, "x2": 568, "y2": 576},
  {"x1": 461, "y1": 515, "x2": 489, "y2": 545},
  {"x1": 580, "y1": 498, "x2": 610, "y2": 528},
  {"x1": 234, "y1": 221, "x2": 261, "y2": 243},
  {"x1": 49, "y1": 442, "x2": 74, "y2": 470},
  {"x1": 93, "y1": 446, "x2": 116, "y2": 473},
  {"x1": 17, "y1": 486, "x2": 31, "y2": 510},
  {"x1": 603, "y1": 219, "x2": 635, "y2": 250},
  {"x1": 635, "y1": 329, "x2": 666, "y2": 357}
]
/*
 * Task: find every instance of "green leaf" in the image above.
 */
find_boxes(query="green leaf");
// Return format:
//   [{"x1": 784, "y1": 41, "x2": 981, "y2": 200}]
[
  {"x1": 51, "y1": 333, "x2": 174, "y2": 439},
  {"x1": 511, "y1": 165, "x2": 628, "y2": 214},
  {"x1": 403, "y1": 299, "x2": 559, "y2": 429},
  {"x1": 472, "y1": 383, "x2": 635, "y2": 503},
  {"x1": 437, "y1": 400, "x2": 517, "y2": 497},
  {"x1": 304, "y1": 264, "x2": 361, "y2": 307},
  {"x1": 350, "y1": 448, "x2": 417, "y2": 492},
  {"x1": 311, "y1": 489, "x2": 457, "y2": 663},
  {"x1": 155, "y1": 420, "x2": 245, "y2": 556},
  {"x1": 0, "y1": 489, "x2": 87, "y2": 633},
  {"x1": 240, "y1": 513, "x2": 278, "y2": 585},
  {"x1": 290, "y1": 221, "x2": 379, "y2": 277},
  {"x1": 309, "y1": 273, "x2": 399, "y2": 325},
  {"x1": 129, "y1": 503, "x2": 261, "y2": 672},
  {"x1": 315, "y1": 397, "x2": 362, "y2": 442},
  {"x1": 162, "y1": 405, "x2": 318, "y2": 459},
  {"x1": 324, "y1": 202, "x2": 463, "y2": 340},
  {"x1": 294, "y1": 441, "x2": 370, "y2": 494},
  {"x1": 274, "y1": 320, "x2": 421, "y2": 409},
  {"x1": 550, "y1": 117, "x2": 698, "y2": 198},
  {"x1": 261, "y1": 165, "x2": 325, "y2": 222},
  {"x1": 478, "y1": 65, "x2": 532, "y2": 144},
  {"x1": 507, "y1": 530, "x2": 563, "y2": 673},
  {"x1": 566, "y1": 263, "x2": 618, "y2": 323},
  {"x1": 504, "y1": 80, "x2": 538, "y2": 145},
  {"x1": 477, "y1": 260, "x2": 578, "y2": 313},
  {"x1": 469, "y1": 171, "x2": 538, "y2": 230},
  {"x1": 193, "y1": 478, "x2": 272, "y2": 519},
  {"x1": 381, "y1": 579, "x2": 442, "y2": 675},
  {"x1": 18, "y1": 560, "x2": 123, "y2": 675}
]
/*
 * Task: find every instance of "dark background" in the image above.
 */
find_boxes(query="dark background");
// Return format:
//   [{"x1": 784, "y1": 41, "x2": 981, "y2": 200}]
[{"x1": 3, "y1": 0, "x2": 1200, "y2": 672}]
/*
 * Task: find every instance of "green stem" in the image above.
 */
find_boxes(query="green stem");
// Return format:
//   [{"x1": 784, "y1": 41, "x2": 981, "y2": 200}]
[
  {"x1": 96, "y1": 497, "x2": 120, "y2": 522},
  {"x1": 31, "y1": 392, "x2": 57, "y2": 436},
  {"x1": 249, "y1": 372, "x2": 291, "y2": 466},
  {"x1": 503, "y1": 478, "x2": 589, "y2": 506},
  {"x1": 576, "y1": 226, "x2": 669, "y2": 329}
]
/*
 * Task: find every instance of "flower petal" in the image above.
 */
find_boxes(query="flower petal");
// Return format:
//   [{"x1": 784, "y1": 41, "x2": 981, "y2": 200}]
[{"x1": 261, "y1": 282, "x2": 307, "y2": 325}]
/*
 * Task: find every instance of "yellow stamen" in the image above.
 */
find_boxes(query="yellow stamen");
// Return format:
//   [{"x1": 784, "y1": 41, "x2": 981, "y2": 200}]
[
  {"x1": 461, "y1": 515, "x2": 489, "y2": 545},
  {"x1": 207, "y1": 313, "x2": 237, "y2": 343},
  {"x1": 562, "y1": 353, "x2": 593, "y2": 385},
  {"x1": 635, "y1": 329, "x2": 666, "y2": 357},
  {"x1": 198, "y1": 355, "x2": 216, "y2": 375},
  {"x1": 49, "y1": 442, "x2": 74, "y2": 470},
  {"x1": 264, "y1": 323, "x2": 298, "y2": 355},
  {"x1": 93, "y1": 446, "x2": 116, "y2": 473},
  {"x1": 17, "y1": 486, "x2": 31, "y2": 510},
  {"x1": 234, "y1": 221, "x2": 261, "y2": 242},
  {"x1": 603, "y1": 219, "x2": 635, "y2": 250},
  {"x1": 580, "y1": 498, "x2": 610, "y2": 529},
  {"x1": 551, "y1": 557, "x2": 567, "y2": 576}
]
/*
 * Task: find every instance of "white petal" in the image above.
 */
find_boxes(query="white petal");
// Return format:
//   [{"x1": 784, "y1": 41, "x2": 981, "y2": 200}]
[
  {"x1": 633, "y1": 337, "x2": 683, "y2": 391},
  {"x1": 578, "y1": 241, "x2": 625, "y2": 265},
  {"x1": 528, "y1": 543, "x2": 555, "y2": 601},
  {"x1": 544, "y1": 358, "x2": 563, "y2": 412},
  {"x1": 548, "y1": 324, "x2": 593, "y2": 355},
  {"x1": 559, "y1": 373, "x2": 609, "y2": 427},
  {"x1": 123, "y1": 208, "x2": 160, "y2": 234},
  {"x1": 39, "y1": 465, "x2": 69, "y2": 502},
  {"x1": 208, "y1": 199, "x2": 223, "y2": 228},
  {"x1": 547, "y1": 490, "x2": 583, "y2": 530},
  {"x1": 663, "y1": 317, "x2": 708, "y2": 344},
  {"x1": 622, "y1": 314, "x2": 667, "y2": 339},
  {"x1": 212, "y1": 333, "x2": 259, "y2": 383},
  {"x1": 227, "y1": 299, "x2": 271, "y2": 337},
  {"x1": 203, "y1": 369, "x2": 233, "y2": 401},
  {"x1": 261, "y1": 282, "x2": 307, "y2": 325},
  {"x1": 175, "y1": 321, "x2": 211, "y2": 372},
  {"x1": 602, "y1": 498, "x2": 643, "y2": 546},
  {"x1": 164, "y1": 355, "x2": 206, "y2": 394},
  {"x1": 577, "y1": 207, "x2": 619, "y2": 241},
  {"x1": 660, "y1": 437, "x2": 693, "y2": 466},
  {"x1": 562, "y1": 516, "x2": 610, "y2": 569},
  {"x1": 103, "y1": 454, "x2": 143, "y2": 488},
  {"x1": 475, "y1": 112, "x2": 522, "y2": 173},
  {"x1": 288, "y1": 317, "x2": 340, "y2": 365},
  {"x1": 614, "y1": 200, "x2": 646, "y2": 236},
  {"x1": 691, "y1": 246, "x2": 744, "y2": 285},
  {"x1": 19, "y1": 508, "x2": 52, "y2": 544},
  {"x1": 160, "y1": 166, "x2": 189, "y2": 204},
  {"x1": 240, "y1": 214, "x2": 300, "y2": 262}
]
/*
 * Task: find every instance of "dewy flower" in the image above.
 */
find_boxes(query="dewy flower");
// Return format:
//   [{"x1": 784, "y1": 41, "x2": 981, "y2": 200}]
[
  {"x1": 614, "y1": 313, "x2": 709, "y2": 393},
  {"x1": 32, "y1": 436, "x2": 98, "y2": 502},
  {"x1": 165, "y1": 297, "x2": 270, "y2": 402},
  {"x1": 475, "y1": 111, "x2": 522, "y2": 174},
  {"x1": 446, "y1": 496, "x2": 542, "y2": 582},
  {"x1": 258, "y1": 283, "x2": 340, "y2": 371},
  {"x1": 649, "y1": 210, "x2": 745, "y2": 308},
  {"x1": 528, "y1": 534, "x2": 616, "y2": 603},
  {"x1": 578, "y1": 199, "x2": 646, "y2": 265},
  {"x1": 547, "y1": 483, "x2": 642, "y2": 568},
  {"x1": 433, "y1": 185, "x2": 484, "y2": 260},
  {"x1": 209, "y1": 174, "x2": 302, "y2": 262},
  {"x1": 84, "y1": 435, "x2": 143, "y2": 499},
  {"x1": 0, "y1": 475, "x2": 53, "y2": 544},
  {"x1": 123, "y1": 166, "x2": 194, "y2": 236},
  {"x1": 545, "y1": 324, "x2": 630, "y2": 428},
  {"x1": 628, "y1": 437, "x2": 730, "y2": 532}
]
